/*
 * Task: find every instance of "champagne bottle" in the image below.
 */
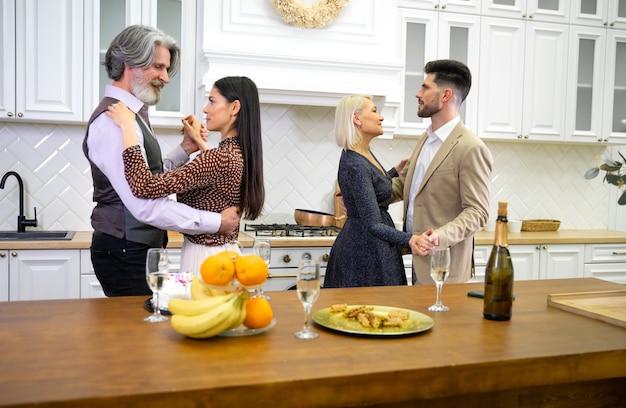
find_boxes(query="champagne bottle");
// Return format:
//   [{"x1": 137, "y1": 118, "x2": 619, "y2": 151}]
[{"x1": 483, "y1": 200, "x2": 514, "y2": 321}]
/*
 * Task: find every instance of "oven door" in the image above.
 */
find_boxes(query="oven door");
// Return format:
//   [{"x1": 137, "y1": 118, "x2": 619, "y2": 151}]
[{"x1": 263, "y1": 247, "x2": 329, "y2": 291}]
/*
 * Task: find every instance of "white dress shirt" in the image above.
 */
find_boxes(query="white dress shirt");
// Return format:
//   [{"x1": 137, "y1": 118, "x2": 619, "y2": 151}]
[
  {"x1": 86, "y1": 85, "x2": 222, "y2": 235},
  {"x1": 405, "y1": 116, "x2": 460, "y2": 232}
]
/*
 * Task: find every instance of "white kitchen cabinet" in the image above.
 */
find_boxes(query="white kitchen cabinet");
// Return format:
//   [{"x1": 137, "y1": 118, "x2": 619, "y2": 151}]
[
  {"x1": 570, "y1": 0, "x2": 626, "y2": 29},
  {"x1": 79, "y1": 249, "x2": 104, "y2": 299},
  {"x1": 83, "y1": 0, "x2": 197, "y2": 128},
  {"x1": 473, "y1": 243, "x2": 584, "y2": 282},
  {"x1": 398, "y1": 0, "x2": 482, "y2": 15},
  {"x1": 397, "y1": 8, "x2": 481, "y2": 136},
  {"x1": 539, "y1": 244, "x2": 585, "y2": 279},
  {"x1": 8, "y1": 249, "x2": 80, "y2": 300},
  {"x1": 0, "y1": 0, "x2": 83, "y2": 123},
  {"x1": 79, "y1": 247, "x2": 181, "y2": 298},
  {"x1": 0, "y1": 249, "x2": 8, "y2": 301},
  {"x1": 565, "y1": 25, "x2": 607, "y2": 143},
  {"x1": 567, "y1": 7, "x2": 626, "y2": 143},
  {"x1": 583, "y1": 243, "x2": 626, "y2": 284},
  {"x1": 602, "y1": 29, "x2": 626, "y2": 142},
  {"x1": 477, "y1": 17, "x2": 568, "y2": 142},
  {"x1": 473, "y1": 244, "x2": 538, "y2": 281},
  {"x1": 482, "y1": 0, "x2": 569, "y2": 23}
]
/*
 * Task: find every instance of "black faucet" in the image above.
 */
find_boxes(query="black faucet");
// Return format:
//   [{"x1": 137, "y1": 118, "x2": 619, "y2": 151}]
[{"x1": 0, "y1": 171, "x2": 38, "y2": 232}]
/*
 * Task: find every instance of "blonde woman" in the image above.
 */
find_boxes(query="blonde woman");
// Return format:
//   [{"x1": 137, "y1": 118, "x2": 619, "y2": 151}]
[{"x1": 324, "y1": 95, "x2": 420, "y2": 288}]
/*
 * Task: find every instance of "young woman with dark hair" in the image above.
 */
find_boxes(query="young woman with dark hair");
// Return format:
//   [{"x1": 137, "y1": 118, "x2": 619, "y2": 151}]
[{"x1": 106, "y1": 76, "x2": 265, "y2": 276}]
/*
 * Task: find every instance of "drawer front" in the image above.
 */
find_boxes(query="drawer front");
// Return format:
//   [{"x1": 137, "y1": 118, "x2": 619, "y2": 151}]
[
  {"x1": 583, "y1": 263, "x2": 626, "y2": 285},
  {"x1": 585, "y1": 244, "x2": 626, "y2": 263}
]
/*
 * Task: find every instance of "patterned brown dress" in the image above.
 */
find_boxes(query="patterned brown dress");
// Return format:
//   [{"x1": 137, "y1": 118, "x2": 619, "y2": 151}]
[{"x1": 122, "y1": 137, "x2": 243, "y2": 246}]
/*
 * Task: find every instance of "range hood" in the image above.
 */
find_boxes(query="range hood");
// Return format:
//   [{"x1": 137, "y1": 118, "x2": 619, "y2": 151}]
[{"x1": 200, "y1": 0, "x2": 403, "y2": 135}]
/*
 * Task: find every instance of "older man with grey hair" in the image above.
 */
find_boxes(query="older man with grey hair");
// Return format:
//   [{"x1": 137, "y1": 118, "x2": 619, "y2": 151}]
[{"x1": 83, "y1": 25, "x2": 240, "y2": 297}]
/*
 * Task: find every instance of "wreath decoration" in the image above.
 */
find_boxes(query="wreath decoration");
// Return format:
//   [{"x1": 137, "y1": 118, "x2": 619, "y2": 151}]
[{"x1": 269, "y1": 0, "x2": 349, "y2": 29}]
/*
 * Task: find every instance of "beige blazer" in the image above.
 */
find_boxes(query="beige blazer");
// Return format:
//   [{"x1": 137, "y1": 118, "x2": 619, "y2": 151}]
[{"x1": 391, "y1": 121, "x2": 493, "y2": 284}]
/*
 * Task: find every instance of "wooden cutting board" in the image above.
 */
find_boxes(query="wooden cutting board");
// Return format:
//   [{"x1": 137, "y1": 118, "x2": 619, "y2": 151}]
[{"x1": 547, "y1": 290, "x2": 626, "y2": 328}]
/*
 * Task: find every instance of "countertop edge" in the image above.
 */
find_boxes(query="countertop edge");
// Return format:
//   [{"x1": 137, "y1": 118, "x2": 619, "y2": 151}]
[{"x1": 1, "y1": 229, "x2": 626, "y2": 250}]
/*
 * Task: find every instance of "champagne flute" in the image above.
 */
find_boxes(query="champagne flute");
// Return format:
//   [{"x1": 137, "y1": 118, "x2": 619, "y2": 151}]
[
  {"x1": 145, "y1": 248, "x2": 170, "y2": 323},
  {"x1": 294, "y1": 259, "x2": 320, "y2": 340},
  {"x1": 252, "y1": 238, "x2": 271, "y2": 299},
  {"x1": 428, "y1": 247, "x2": 451, "y2": 312}
]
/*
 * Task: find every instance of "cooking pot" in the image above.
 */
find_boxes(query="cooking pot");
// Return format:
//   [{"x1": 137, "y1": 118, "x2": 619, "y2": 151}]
[{"x1": 294, "y1": 209, "x2": 336, "y2": 227}]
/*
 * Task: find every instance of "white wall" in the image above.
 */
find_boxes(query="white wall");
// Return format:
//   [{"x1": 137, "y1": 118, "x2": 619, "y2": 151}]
[{"x1": 0, "y1": 104, "x2": 618, "y2": 232}]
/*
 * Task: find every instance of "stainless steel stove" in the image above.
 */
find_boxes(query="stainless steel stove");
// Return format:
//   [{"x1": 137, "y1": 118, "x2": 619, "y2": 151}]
[
  {"x1": 244, "y1": 223, "x2": 338, "y2": 290},
  {"x1": 244, "y1": 223, "x2": 340, "y2": 237}
]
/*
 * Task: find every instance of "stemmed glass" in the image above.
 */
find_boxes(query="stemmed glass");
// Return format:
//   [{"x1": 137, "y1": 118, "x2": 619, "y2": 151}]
[
  {"x1": 428, "y1": 247, "x2": 451, "y2": 312},
  {"x1": 252, "y1": 238, "x2": 271, "y2": 299},
  {"x1": 145, "y1": 248, "x2": 170, "y2": 323},
  {"x1": 294, "y1": 259, "x2": 320, "y2": 340}
]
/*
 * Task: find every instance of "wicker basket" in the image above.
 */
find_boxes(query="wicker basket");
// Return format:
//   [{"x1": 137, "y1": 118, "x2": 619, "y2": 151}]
[{"x1": 521, "y1": 219, "x2": 561, "y2": 232}]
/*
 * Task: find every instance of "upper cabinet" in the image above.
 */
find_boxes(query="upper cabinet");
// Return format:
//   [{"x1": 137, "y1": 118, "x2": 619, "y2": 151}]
[
  {"x1": 482, "y1": 0, "x2": 570, "y2": 23},
  {"x1": 565, "y1": 25, "x2": 607, "y2": 143},
  {"x1": 477, "y1": 17, "x2": 569, "y2": 142},
  {"x1": 397, "y1": 8, "x2": 481, "y2": 136},
  {"x1": 602, "y1": 30, "x2": 626, "y2": 141},
  {"x1": 566, "y1": 1, "x2": 626, "y2": 143},
  {"x1": 83, "y1": 0, "x2": 197, "y2": 128},
  {"x1": 570, "y1": 0, "x2": 626, "y2": 29},
  {"x1": 0, "y1": 0, "x2": 84, "y2": 123}
]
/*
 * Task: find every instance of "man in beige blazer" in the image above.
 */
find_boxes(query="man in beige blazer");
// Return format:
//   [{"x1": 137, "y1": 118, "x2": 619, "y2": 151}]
[{"x1": 391, "y1": 60, "x2": 493, "y2": 284}]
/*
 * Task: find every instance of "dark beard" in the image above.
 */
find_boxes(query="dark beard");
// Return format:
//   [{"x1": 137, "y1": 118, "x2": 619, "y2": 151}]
[{"x1": 417, "y1": 104, "x2": 440, "y2": 118}]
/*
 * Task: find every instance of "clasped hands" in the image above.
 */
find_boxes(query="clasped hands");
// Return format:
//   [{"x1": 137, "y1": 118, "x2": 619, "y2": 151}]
[
  {"x1": 409, "y1": 228, "x2": 438, "y2": 256},
  {"x1": 180, "y1": 114, "x2": 209, "y2": 154}
]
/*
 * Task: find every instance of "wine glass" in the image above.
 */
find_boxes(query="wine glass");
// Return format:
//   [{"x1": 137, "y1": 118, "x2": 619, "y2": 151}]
[
  {"x1": 294, "y1": 259, "x2": 320, "y2": 340},
  {"x1": 145, "y1": 248, "x2": 170, "y2": 323},
  {"x1": 252, "y1": 238, "x2": 271, "y2": 299},
  {"x1": 428, "y1": 247, "x2": 451, "y2": 312}
]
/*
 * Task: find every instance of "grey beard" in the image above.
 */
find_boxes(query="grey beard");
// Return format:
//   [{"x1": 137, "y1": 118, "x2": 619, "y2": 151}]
[{"x1": 131, "y1": 80, "x2": 163, "y2": 106}]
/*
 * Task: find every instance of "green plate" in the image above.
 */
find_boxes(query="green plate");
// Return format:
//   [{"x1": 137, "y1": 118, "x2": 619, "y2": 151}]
[{"x1": 312, "y1": 305, "x2": 434, "y2": 336}]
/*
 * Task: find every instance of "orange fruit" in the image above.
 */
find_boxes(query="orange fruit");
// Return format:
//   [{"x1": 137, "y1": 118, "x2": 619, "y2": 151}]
[
  {"x1": 200, "y1": 252, "x2": 235, "y2": 286},
  {"x1": 244, "y1": 297, "x2": 273, "y2": 329},
  {"x1": 234, "y1": 255, "x2": 269, "y2": 286}
]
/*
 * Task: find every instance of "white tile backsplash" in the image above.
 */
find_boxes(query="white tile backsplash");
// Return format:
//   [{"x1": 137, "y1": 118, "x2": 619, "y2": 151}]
[{"x1": 0, "y1": 105, "x2": 619, "y2": 232}]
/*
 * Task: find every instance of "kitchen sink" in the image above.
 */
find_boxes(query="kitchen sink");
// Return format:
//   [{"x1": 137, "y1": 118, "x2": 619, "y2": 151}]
[{"x1": 0, "y1": 231, "x2": 75, "y2": 241}]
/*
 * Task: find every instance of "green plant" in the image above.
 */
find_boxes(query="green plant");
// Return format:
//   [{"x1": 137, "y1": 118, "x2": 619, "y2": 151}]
[{"x1": 585, "y1": 152, "x2": 626, "y2": 205}]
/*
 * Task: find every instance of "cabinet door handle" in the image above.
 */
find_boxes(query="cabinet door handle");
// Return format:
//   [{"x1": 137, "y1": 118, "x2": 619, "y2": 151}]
[
  {"x1": 612, "y1": 252, "x2": 626, "y2": 255},
  {"x1": 11, "y1": 252, "x2": 18, "y2": 257},
  {"x1": 0, "y1": 252, "x2": 6, "y2": 258}
]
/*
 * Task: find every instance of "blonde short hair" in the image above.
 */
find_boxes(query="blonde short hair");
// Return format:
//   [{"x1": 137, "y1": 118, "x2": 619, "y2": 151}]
[{"x1": 334, "y1": 95, "x2": 371, "y2": 150}]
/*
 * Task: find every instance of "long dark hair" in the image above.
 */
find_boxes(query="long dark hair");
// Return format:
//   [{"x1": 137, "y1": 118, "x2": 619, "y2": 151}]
[{"x1": 213, "y1": 76, "x2": 265, "y2": 220}]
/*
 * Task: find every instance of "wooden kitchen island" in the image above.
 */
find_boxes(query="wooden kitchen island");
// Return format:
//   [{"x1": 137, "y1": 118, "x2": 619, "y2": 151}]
[{"x1": 1, "y1": 278, "x2": 625, "y2": 407}]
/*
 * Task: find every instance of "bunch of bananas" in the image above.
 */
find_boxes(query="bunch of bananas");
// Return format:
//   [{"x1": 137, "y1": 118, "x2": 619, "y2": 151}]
[{"x1": 168, "y1": 277, "x2": 248, "y2": 339}]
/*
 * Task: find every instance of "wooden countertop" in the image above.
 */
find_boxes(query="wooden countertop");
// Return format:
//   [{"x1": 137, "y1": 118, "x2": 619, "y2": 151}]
[
  {"x1": 1, "y1": 229, "x2": 626, "y2": 250},
  {"x1": 474, "y1": 229, "x2": 626, "y2": 245},
  {"x1": 0, "y1": 278, "x2": 625, "y2": 407}
]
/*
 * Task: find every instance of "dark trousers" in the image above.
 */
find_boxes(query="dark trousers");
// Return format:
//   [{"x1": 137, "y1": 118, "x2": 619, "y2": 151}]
[{"x1": 91, "y1": 231, "x2": 152, "y2": 297}]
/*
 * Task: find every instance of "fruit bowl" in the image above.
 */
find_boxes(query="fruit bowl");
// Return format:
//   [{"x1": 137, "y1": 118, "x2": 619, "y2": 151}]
[{"x1": 218, "y1": 318, "x2": 277, "y2": 337}]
